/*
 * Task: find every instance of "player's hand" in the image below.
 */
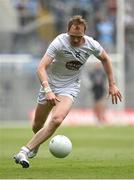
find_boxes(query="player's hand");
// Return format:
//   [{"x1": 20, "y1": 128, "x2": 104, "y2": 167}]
[
  {"x1": 46, "y1": 92, "x2": 60, "y2": 106},
  {"x1": 108, "y1": 84, "x2": 122, "y2": 104}
]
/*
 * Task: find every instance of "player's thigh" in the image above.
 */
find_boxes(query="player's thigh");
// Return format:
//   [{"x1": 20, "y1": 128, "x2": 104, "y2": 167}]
[
  {"x1": 52, "y1": 95, "x2": 74, "y2": 121},
  {"x1": 34, "y1": 102, "x2": 53, "y2": 124}
]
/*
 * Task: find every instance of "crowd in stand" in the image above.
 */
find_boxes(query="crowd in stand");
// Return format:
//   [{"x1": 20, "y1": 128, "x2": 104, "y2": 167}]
[
  {"x1": 9, "y1": 0, "x2": 117, "y2": 54},
  {"x1": 0, "y1": 0, "x2": 133, "y2": 58}
]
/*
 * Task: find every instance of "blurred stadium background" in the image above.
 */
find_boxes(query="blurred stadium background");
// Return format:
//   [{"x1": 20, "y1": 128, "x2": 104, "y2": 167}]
[{"x1": 0, "y1": 0, "x2": 134, "y2": 125}]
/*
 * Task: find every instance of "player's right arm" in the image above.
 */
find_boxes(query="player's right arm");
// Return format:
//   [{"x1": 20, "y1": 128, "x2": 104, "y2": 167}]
[{"x1": 37, "y1": 53, "x2": 60, "y2": 106}]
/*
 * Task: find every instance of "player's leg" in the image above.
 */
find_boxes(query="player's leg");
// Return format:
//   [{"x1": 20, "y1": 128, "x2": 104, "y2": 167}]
[
  {"x1": 14, "y1": 102, "x2": 53, "y2": 167},
  {"x1": 13, "y1": 95, "x2": 73, "y2": 168},
  {"x1": 98, "y1": 98, "x2": 107, "y2": 123},
  {"x1": 94, "y1": 98, "x2": 106, "y2": 124},
  {"x1": 26, "y1": 95, "x2": 73, "y2": 150},
  {"x1": 28, "y1": 102, "x2": 53, "y2": 158},
  {"x1": 32, "y1": 102, "x2": 53, "y2": 133}
]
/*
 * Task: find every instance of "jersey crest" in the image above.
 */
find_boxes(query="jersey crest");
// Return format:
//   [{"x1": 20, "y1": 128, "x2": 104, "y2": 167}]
[{"x1": 66, "y1": 61, "x2": 83, "y2": 70}]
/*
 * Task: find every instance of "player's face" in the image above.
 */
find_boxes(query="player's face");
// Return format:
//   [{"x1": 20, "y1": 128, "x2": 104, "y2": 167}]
[{"x1": 68, "y1": 24, "x2": 85, "y2": 47}]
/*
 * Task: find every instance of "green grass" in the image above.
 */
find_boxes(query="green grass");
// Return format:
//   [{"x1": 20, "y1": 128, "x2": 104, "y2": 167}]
[{"x1": 0, "y1": 125, "x2": 134, "y2": 179}]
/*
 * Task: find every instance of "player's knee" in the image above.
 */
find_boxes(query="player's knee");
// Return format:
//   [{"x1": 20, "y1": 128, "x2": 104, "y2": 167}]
[{"x1": 51, "y1": 114, "x2": 64, "y2": 127}]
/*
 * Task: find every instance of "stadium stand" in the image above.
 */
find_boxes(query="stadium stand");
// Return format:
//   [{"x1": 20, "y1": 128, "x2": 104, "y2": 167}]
[{"x1": 0, "y1": 0, "x2": 134, "y2": 122}]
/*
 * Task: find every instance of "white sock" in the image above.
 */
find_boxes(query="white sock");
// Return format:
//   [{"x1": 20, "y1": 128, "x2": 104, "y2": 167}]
[{"x1": 20, "y1": 146, "x2": 30, "y2": 155}]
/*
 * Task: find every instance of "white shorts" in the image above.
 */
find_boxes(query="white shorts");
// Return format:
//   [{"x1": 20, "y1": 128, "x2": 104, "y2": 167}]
[{"x1": 37, "y1": 82, "x2": 80, "y2": 104}]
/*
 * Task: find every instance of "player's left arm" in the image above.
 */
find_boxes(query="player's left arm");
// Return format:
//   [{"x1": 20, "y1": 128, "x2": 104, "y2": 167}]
[{"x1": 98, "y1": 50, "x2": 122, "y2": 104}]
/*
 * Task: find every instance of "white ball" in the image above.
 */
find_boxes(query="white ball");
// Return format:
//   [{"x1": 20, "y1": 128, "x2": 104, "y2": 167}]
[{"x1": 49, "y1": 135, "x2": 72, "y2": 158}]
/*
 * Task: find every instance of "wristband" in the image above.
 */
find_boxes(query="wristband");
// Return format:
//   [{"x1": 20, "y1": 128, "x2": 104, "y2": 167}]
[{"x1": 43, "y1": 86, "x2": 52, "y2": 93}]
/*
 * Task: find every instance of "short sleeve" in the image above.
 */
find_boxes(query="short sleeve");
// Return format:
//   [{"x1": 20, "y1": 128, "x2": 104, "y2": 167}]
[
  {"x1": 90, "y1": 38, "x2": 103, "y2": 57},
  {"x1": 46, "y1": 35, "x2": 61, "y2": 58}
]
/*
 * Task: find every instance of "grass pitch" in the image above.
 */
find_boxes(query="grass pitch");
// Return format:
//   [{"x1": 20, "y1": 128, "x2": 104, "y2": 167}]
[{"x1": 0, "y1": 125, "x2": 134, "y2": 179}]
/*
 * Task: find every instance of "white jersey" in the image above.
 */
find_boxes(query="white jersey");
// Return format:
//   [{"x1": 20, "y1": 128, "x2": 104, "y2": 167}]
[{"x1": 46, "y1": 33, "x2": 103, "y2": 87}]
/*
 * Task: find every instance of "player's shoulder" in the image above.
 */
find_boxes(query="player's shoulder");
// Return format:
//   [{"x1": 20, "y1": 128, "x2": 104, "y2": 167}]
[
  {"x1": 53, "y1": 33, "x2": 69, "y2": 47},
  {"x1": 84, "y1": 35, "x2": 100, "y2": 47},
  {"x1": 84, "y1": 35, "x2": 97, "y2": 43}
]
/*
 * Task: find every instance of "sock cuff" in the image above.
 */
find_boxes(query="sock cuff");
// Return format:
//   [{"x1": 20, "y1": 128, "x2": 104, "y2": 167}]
[{"x1": 21, "y1": 146, "x2": 30, "y2": 154}]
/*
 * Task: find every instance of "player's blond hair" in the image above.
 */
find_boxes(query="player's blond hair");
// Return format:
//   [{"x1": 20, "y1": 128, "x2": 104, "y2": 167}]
[{"x1": 67, "y1": 15, "x2": 87, "y2": 32}]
